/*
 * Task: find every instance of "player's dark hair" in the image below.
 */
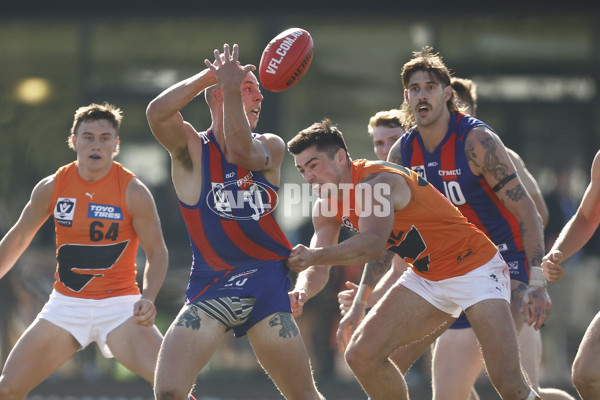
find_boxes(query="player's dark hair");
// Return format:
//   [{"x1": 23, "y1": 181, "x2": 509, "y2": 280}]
[
  {"x1": 400, "y1": 46, "x2": 460, "y2": 126},
  {"x1": 287, "y1": 118, "x2": 349, "y2": 160}
]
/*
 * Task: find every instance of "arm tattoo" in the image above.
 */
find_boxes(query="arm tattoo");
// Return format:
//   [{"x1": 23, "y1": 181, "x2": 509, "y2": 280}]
[
  {"x1": 269, "y1": 312, "x2": 299, "y2": 339},
  {"x1": 363, "y1": 251, "x2": 395, "y2": 288},
  {"x1": 387, "y1": 145, "x2": 403, "y2": 165},
  {"x1": 465, "y1": 140, "x2": 481, "y2": 169},
  {"x1": 531, "y1": 245, "x2": 545, "y2": 267},
  {"x1": 505, "y1": 183, "x2": 527, "y2": 202},
  {"x1": 519, "y1": 221, "x2": 545, "y2": 266},
  {"x1": 480, "y1": 137, "x2": 510, "y2": 182}
]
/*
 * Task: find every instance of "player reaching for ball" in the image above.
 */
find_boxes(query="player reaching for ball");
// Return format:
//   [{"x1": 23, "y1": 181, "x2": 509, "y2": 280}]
[
  {"x1": 146, "y1": 43, "x2": 324, "y2": 400},
  {"x1": 0, "y1": 102, "x2": 168, "y2": 399}
]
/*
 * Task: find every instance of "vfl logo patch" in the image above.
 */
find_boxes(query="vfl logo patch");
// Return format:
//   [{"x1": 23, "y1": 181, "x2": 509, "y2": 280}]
[
  {"x1": 207, "y1": 181, "x2": 277, "y2": 221},
  {"x1": 87, "y1": 204, "x2": 123, "y2": 220},
  {"x1": 507, "y1": 261, "x2": 519, "y2": 271},
  {"x1": 411, "y1": 165, "x2": 426, "y2": 180},
  {"x1": 55, "y1": 198, "x2": 76, "y2": 227}
]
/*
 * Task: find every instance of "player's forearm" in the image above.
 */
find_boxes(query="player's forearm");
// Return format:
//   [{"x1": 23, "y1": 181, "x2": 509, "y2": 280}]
[
  {"x1": 222, "y1": 87, "x2": 255, "y2": 161},
  {"x1": 518, "y1": 210, "x2": 547, "y2": 285},
  {"x1": 0, "y1": 229, "x2": 35, "y2": 280},
  {"x1": 147, "y1": 69, "x2": 216, "y2": 122},
  {"x1": 312, "y1": 233, "x2": 387, "y2": 268},
  {"x1": 355, "y1": 251, "x2": 395, "y2": 305},
  {"x1": 294, "y1": 266, "x2": 331, "y2": 299},
  {"x1": 140, "y1": 251, "x2": 168, "y2": 302},
  {"x1": 369, "y1": 264, "x2": 403, "y2": 306},
  {"x1": 551, "y1": 213, "x2": 596, "y2": 261}
]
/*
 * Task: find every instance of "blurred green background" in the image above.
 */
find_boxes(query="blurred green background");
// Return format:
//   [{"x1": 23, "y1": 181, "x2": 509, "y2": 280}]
[{"x1": 1, "y1": 2, "x2": 600, "y2": 399}]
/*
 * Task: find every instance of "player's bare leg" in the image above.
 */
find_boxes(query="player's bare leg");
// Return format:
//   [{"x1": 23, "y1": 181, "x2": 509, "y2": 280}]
[
  {"x1": 572, "y1": 311, "x2": 600, "y2": 399},
  {"x1": 248, "y1": 311, "x2": 324, "y2": 400},
  {"x1": 0, "y1": 319, "x2": 80, "y2": 400},
  {"x1": 466, "y1": 299, "x2": 539, "y2": 400},
  {"x1": 345, "y1": 284, "x2": 453, "y2": 400}
]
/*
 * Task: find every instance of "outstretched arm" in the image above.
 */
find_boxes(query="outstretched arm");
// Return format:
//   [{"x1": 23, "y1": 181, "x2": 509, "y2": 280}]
[
  {"x1": 543, "y1": 150, "x2": 600, "y2": 281},
  {"x1": 0, "y1": 176, "x2": 53, "y2": 279},
  {"x1": 204, "y1": 43, "x2": 284, "y2": 182}
]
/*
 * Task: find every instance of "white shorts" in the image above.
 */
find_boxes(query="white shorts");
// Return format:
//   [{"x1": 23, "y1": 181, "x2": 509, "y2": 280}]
[
  {"x1": 398, "y1": 251, "x2": 510, "y2": 317},
  {"x1": 36, "y1": 290, "x2": 140, "y2": 358}
]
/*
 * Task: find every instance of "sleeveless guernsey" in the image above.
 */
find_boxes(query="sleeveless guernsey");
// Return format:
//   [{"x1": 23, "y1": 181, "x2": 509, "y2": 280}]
[
  {"x1": 334, "y1": 159, "x2": 498, "y2": 281},
  {"x1": 399, "y1": 113, "x2": 527, "y2": 280},
  {"x1": 50, "y1": 161, "x2": 140, "y2": 299},
  {"x1": 179, "y1": 130, "x2": 292, "y2": 278}
]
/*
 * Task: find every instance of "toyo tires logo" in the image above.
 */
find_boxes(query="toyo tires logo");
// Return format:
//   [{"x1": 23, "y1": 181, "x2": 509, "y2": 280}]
[{"x1": 207, "y1": 181, "x2": 277, "y2": 221}]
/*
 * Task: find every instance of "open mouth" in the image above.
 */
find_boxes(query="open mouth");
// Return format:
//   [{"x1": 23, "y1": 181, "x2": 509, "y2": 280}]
[{"x1": 417, "y1": 103, "x2": 430, "y2": 115}]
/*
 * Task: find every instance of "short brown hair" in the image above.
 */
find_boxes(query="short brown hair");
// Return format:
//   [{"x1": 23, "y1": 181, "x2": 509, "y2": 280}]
[
  {"x1": 451, "y1": 77, "x2": 478, "y2": 116},
  {"x1": 68, "y1": 102, "x2": 122, "y2": 153},
  {"x1": 368, "y1": 109, "x2": 405, "y2": 136}
]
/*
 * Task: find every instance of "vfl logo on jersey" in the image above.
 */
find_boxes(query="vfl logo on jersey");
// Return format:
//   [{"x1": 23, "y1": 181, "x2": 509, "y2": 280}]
[
  {"x1": 88, "y1": 204, "x2": 123, "y2": 220},
  {"x1": 55, "y1": 198, "x2": 76, "y2": 227},
  {"x1": 207, "y1": 181, "x2": 277, "y2": 221},
  {"x1": 507, "y1": 261, "x2": 519, "y2": 272},
  {"x1": 341, "y1": 215, "x2": 358, "y2": 232},
  {"x1": 411, "y1": 165, "x2": 426, "y2": 180}
]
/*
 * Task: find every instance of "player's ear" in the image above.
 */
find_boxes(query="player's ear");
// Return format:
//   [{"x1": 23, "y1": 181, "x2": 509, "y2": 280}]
[
  {"x1": 444, "y1": 84, "x2": 453, "y2": 102},
  {"x1": 336, "y1": 148, "x2": 346, "y2": 163},
  {"x1": 404, "y1": 89, "x2": 409, "y2": 102}
]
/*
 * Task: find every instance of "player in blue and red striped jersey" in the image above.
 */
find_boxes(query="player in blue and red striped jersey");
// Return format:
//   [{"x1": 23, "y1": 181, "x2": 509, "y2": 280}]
[
  {"x1": 387, "y1": 47, "x2": 551, "y2": 399},
  {"x1": 146, "y1": 43, "x2": 324, "y2": 400}
]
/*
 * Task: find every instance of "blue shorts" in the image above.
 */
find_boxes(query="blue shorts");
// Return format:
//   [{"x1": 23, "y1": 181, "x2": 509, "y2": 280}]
[
  {"x1": 449, "y1": 250, "x2": 528, "y2": 330},
  {"x1": 184, "y1": 260, "x2": 291, "y2": 337}
]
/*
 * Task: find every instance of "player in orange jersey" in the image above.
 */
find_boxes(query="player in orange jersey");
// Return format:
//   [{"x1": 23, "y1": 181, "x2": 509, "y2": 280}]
[
  {"x1": 0, "y1": 103, "x2": 168, "y2": 399},
  {"x1": 286, "y1": 118, "x2": 540, "y2": 400}
]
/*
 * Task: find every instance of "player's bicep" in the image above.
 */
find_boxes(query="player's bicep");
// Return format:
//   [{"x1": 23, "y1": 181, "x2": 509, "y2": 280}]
[
  {"x1": 387, "y1": 139, "x2": 403, "y2": 165},
  {"x1": 19, "y1": 176, "x2": 54, "y2": 232},
  {"x1": 466, "y1": 128, "x2": 519, "y2": 190},
  {"x1": 127, "y1": 179, "x2": 166, "y2": 252}
]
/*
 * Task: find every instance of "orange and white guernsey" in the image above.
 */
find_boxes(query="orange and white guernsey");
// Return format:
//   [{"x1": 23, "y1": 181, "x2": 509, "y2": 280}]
[
  {"x1": 335, "y1": 159, "x2": 498, "y2": 281},
  {"x1": 49, "y1": 161, "x2": 140, "y2": 299}
]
